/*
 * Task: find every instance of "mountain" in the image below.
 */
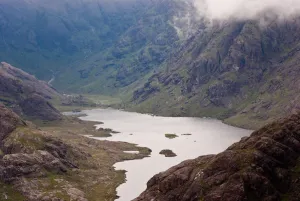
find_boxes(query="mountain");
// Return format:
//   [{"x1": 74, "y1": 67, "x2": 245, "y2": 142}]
[
  {"x1": 54, "y1": 0, "x2": 200, "y2": 94},
  {"x1": 2, "y1": 0, "x2": 300, "y2": 129},
  {"x1": 0, "y1": 62, "x2": 62, "y2": 120},
  {"x1": 0, "y1": 0, "x2": 199, "y2": 95},
  {"x1": 130, "y1": 18, "x2": 300, "y2": 129},
  {"x1": 135, "y1": 112, "x2": 300, "y2": 201},
  {"x1": 0, "y1": 0, "x2": 150, "y2": 80}
]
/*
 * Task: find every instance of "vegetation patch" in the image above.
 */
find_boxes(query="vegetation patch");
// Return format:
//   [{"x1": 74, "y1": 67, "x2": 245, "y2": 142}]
[{"x1": 0, "y1": 182, "x2": 25, "y2": 201}]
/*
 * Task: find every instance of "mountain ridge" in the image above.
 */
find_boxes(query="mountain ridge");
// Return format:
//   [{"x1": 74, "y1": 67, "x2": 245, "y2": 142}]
[{"x1": 129, "y1": 18, "x2": 300, "y2": 129}]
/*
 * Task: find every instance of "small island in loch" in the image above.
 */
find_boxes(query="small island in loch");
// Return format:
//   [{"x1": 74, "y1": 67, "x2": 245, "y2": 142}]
[
  {"x1": 165, "y1": 134, "x2": 179, "y2": 139},
  {"x1": 159, "y1": 149, "x2": 177, "y2": 157}
]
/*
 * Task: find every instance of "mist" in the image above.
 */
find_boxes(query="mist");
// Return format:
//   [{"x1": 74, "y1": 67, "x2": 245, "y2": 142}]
[{"x1": 194, "y1": 0, "x2": 300, "y2": 22}]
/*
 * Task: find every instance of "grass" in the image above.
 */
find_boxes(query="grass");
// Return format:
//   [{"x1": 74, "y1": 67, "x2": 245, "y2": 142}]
[
  {"x1": 5, "y1": 127, "x2": 46, "y2": 152},
  {"x1": 33, "y1": 116, "x2": 117, "y2": 138},
  {"x1": 0, "y1": 182, "x2": 26, "y2": 201},
  {"x1": 84, "y1": 94, "x2": 122, "y2": 106},
  {"x1": 51, "y1": 94, "x2": 123, "y2": 114}
]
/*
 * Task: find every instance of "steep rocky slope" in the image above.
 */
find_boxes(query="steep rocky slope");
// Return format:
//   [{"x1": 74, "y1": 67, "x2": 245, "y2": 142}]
[
  {"x1": 54, "y1": 0, "x2": 200, "y2": 94},
  {"x1": 135, "y1": 112, "x2": 300, "y2": 201},
  {"x1": 131, "y1": 18, "x2": 300, "y2": 129},
  {"x1": 0, "y1": 103, "x2": 150, "y2": 200},
  {"x1": 0, "y1": 62, "x2": 62, "y2": 120}
]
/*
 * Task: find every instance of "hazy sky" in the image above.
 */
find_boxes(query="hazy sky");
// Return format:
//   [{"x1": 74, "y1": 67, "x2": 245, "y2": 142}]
[{"x1": 194, "y1": 0, "x2": 300, "y2": 22}]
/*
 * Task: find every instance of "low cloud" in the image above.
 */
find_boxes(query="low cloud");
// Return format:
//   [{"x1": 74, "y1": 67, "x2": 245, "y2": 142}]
[{"x1": 194, "y1": 0, "x2": 300, "y2": 22}]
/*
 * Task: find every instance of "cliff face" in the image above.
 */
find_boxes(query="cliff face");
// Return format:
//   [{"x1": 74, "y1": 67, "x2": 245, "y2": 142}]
[
  {"x1": 0, "y1": 62, "x2": 62, "y2": 120},
  {"x1": 135, "y1": 113, "x2": 300, "y2": 201}
]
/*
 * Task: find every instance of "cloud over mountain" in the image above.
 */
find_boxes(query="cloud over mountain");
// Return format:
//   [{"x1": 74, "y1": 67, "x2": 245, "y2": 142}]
[{"x1": 194, "y1": 0, "x2": 300, "y2": 23}]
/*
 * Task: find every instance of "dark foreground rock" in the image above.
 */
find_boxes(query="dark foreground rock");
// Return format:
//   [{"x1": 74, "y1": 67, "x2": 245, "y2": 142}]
[
  {"x1": 159, "y1": 149, "x2": 177, "y2": 157},
  {"x1": 135, "y1": 113, "x2": 300, "y2": 201}
]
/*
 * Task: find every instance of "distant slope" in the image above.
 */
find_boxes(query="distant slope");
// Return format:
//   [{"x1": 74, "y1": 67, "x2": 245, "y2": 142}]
[
  {"x1": 54, "y1": 0, "x2": 200, "y2": 94},
  {"x1": 136, "y1": 111, "x2": 300, "y2": 201},
  {"x1": 130, "y1": 18, "x2": 300, "y2": 129},
  {"x1": 0, "y1": 0, "x2": 198, "y2": 95},
  {"x1": 0, "y1": 0, "x2": 151, "y2": 80},
  {"x1": 0, "y1": 62, "x2": 62, "y2": 120}
]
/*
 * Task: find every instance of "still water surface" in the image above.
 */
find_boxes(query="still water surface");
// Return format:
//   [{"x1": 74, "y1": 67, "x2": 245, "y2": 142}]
[{"x1": 79, "y1": 108, "x2": 251, "y2": 201}]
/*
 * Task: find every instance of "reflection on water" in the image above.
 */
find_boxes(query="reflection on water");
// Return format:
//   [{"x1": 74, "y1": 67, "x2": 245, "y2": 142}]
[{"x1": 80, "y1": 108, "x2": 251, "y2": 201}]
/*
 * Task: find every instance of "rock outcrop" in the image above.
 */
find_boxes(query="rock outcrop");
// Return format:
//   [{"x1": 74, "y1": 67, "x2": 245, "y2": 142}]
[
  {"x1": 0, "y1": 62, "x2": 62, "y2": 120},
  {"x1": 135, "y1": 113, "x2": 300, "y2": 201},
  {"x1": 159, "y1": 149, "x2": 177, "y2": 157},
  {"x1": 0, "y1": 103, "x2": 25, "y2": 141}
]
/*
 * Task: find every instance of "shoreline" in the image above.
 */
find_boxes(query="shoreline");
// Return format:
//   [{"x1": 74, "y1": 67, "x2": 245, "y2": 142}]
[
  {"x1": 35, "y1": 115, "x2": 152, "y2": 201},
  {"x1": 64, "y1": 104, "x2": 257, "y2": 130},
  {"x1": 77, "y1": 108, "x2": 251, "y2": 201}
]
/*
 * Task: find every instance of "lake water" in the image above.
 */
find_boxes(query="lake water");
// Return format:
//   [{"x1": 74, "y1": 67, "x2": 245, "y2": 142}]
[{"x1": 79, "y1": 108, "x2": 251, "y2": 201}]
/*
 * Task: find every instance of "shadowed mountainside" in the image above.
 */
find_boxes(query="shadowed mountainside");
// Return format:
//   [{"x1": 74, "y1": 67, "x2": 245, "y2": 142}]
[
  {"x1": 0, "y1": 62, "x2": 62, "y2": 120},
  {"x1": 0, "y1": 0, "x2": 150, "y2": 80}
]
